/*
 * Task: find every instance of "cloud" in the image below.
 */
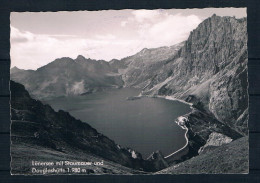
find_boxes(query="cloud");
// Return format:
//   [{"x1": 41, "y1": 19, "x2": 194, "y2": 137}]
[
  {"x1": 147, "y1": 14, "x2": 201, "y2": 45},
  {"x1": 11, "y1": 26, "x2": 33, "y2": 43},
  {"x1": 68, "y1": 80, "x2": 85, "y2": 95},
  {"x1": 126, "y1": 11, "x2": 202, "y2": 47},
  {"x1": 11, "y1": 26, "x2": 141, "y2": 69},
  {"x1": 11, "y1": 10, "x2": 203, "y2": 70},
  {"x1": 11, "y1": 26, "x2": 86, "y2": 69}
]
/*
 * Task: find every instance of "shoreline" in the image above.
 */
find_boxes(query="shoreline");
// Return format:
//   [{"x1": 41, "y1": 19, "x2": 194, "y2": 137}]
[
  {"x1": 138, "y1": 94, "x2": 193, "y2": 107},
  {"x1": 164, "y1": 125, "x2": 188, "y2": 159},
  {"x1": 139, "y1": 94, "x2": 192, "y2": 160},
  {"x1": 157, "y1": 95, "x2": 191, "y2": 159},
  {"x1": 156, "y1": 95, "x2": 193, "y2": 106}
]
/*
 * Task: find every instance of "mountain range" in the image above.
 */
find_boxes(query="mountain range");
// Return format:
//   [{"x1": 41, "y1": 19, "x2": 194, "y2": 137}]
[{"x1": 11, "y1": 14, "x2": 248, "y2": 174}]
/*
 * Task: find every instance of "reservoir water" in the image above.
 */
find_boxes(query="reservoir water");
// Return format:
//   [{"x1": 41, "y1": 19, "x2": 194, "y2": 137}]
[{"x1": 44, "y1": 88, "x2": 191, "y2": 158}]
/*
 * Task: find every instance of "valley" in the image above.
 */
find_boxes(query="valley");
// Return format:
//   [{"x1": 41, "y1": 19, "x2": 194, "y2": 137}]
[{"x1": 10, "y1": 14, "x2": 249, "y2": 174}]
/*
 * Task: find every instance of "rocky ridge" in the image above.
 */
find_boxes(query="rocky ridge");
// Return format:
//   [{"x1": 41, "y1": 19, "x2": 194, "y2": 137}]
[{"x1": 11, "y1": 56, "x2": 123, "y2": 99}]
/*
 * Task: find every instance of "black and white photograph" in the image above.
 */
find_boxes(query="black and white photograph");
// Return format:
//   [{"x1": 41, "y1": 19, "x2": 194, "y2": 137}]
[{"x1": 10, "y1": 8, "x2": 248, "y2": 175}]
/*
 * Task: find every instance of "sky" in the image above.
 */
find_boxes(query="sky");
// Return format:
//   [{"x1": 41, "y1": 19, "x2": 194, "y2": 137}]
[{"x1": 10, "y1": 8, "x2": 246, "y2": 70}]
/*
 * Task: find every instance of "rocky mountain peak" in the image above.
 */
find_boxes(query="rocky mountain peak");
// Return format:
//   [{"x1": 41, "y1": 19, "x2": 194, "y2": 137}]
[
  {"x1": 139, "y1": 48, "x2": 149, "y2": 54},
  {"x1": 11, "y1": 66, "x2": 19, "y2": 70},
  {"x1": 10, "y1": 66, "x2": 22, "y2": 74},
  {"x1": 76, "y1": 55, "x2": 86, "y2": 61}
]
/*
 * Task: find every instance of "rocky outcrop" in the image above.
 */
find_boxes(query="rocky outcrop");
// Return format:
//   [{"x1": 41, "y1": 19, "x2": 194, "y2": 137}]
[
  {"x1": 198, "y1": 132, "x2": 233, "y2": 154},
  {"x1": 146, "y1": 151, "x2": 169, "y2": 171}
]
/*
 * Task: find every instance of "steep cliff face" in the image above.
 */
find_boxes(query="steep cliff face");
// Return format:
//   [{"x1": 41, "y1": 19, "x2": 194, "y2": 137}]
[{"x1": 141, "y1": 15, "x2": 248, "y2": 135}]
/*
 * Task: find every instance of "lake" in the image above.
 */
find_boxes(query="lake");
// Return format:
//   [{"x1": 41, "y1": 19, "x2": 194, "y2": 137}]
[{"x1": 44, "y1": 88, "x2": 191, "y2": 158}]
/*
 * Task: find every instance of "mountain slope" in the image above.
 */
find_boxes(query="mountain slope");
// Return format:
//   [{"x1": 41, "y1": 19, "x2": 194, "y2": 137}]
[
  {"x1": 110, "y1": 42, "x2": 184, "y2": 88},
  {"x1": 157, "y1": 136, "x2": 248, "y2": 174},
  {"x1": 10, "y1": 80, "x2": 169, "y2": 174},
  {"x1": 11, "y1": 56, "x2": 124, "y2": 99}
]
